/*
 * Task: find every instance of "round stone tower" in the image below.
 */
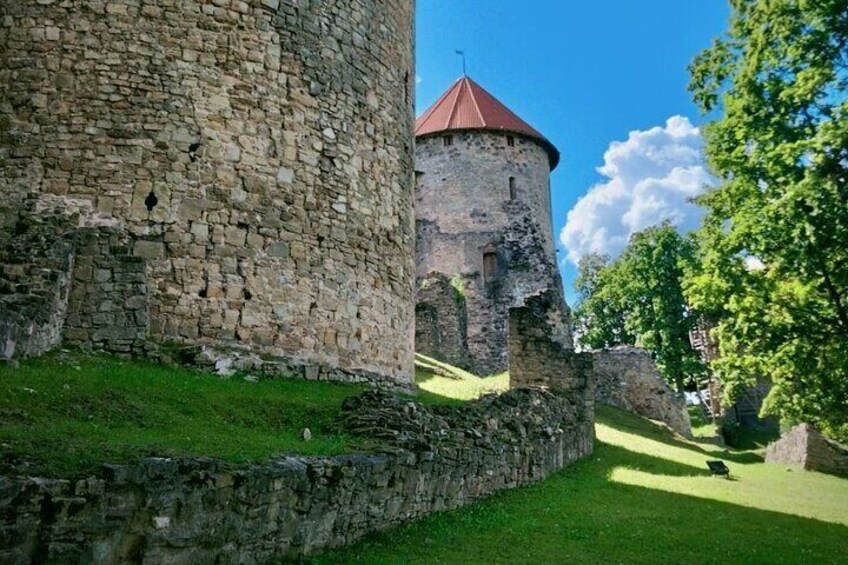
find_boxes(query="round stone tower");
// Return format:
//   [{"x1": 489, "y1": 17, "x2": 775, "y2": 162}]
[
  {"x1": 414, "y1": 76, "x2": 572, "y2": 375},
  {"x1": 0, "y1": 1, "x2": 415, "y2": 386}
]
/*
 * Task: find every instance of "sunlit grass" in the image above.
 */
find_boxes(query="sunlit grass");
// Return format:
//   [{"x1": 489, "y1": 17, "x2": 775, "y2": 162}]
[
  {"x1": 414, "y1": 353, "x2": 508, "y2": 402},
  {"x1": 688, "y1": 404, "x2": 719, "y2": 438},
  {"x1": 599, "y1": 407, "x2": 848, "y2": 527},
  {"x1": 311, "y1": 365, "x2": 848, "y2": 564}
]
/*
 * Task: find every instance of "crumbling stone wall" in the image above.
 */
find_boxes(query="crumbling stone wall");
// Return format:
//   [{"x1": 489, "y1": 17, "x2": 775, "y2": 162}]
[
  {"x1": 415, "y1": 272, "x2": 469, "y2": 369},
  {"x1": 0, "y1": 388, "x2": 593, "y2": 564},
  {"x1": 766, "y1": 424, "x2": 848, "y2": 477},
  {"x1": 63, "y1": 227, "x2": 148, "y2": 354},
  {"x1": 509, "y1": 290, "x2": 594, "y2": 426},
  {"x1": 0, "y1": 195, "x2": 148, "y2": 359},
  {"x1": 0, "y1": 0, "x2": 415, "y2": 386},
  {"x1": 593, "y1": 347, "x2": 691, "y2": 436},
  {"x1": 0, "y1": 203, "x2": 75, "y2": 359},
  {"x1": 415, "y1": 131, "x2": 570, "y2": 374}
]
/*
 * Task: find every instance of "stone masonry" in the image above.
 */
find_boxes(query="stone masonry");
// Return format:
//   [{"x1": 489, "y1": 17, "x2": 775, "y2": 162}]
[
  {"x1": 509, "y1": 290, "x2": 594, "y2": 424},
  {"x1": 0, "y1": 195, "x2": 148, "y2": 359},
  {"x1": 593, "y1": 347, "x2": 691, "y2": 436},
  {"x1": 765, "y1": 423, "x2": 848, "y2": 477},
  {"x1": 415, "y1": 128, "x2": 571, "y2": 375},
  {"x1": 414, "y1": 272, "x2": 470, "y2": 369},
  {"x1": 0, "y1": 387, "x2": 594, "y2": 563},
  {"x1": 0, "y1": 0, "x2": 416, "y2": 386}
]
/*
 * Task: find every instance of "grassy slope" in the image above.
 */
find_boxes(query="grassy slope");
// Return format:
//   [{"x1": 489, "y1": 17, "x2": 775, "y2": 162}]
[
  {"x1": 415, "y1": 353, "x2": 508, "y2": 402},
  {"x1": 313, "y1": 384, "x2": 848, "y2": 563},
  {"x1": 0, "y1": 353, "x2": 368, "y2": 476},
  {"x1": 3, "y1": 353, "x2": 846, "y2": 562}
]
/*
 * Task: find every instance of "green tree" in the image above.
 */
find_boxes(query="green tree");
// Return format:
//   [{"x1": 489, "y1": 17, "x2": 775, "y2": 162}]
[
  {"x1": 575, "y1": 225, "x2": 703, "y2": 391},
  {"x1": 573, "y1": 253, "x2": 631, "y2": 348},
  {"x1": 687, "y1": 0, "x2": 848, "y2": 440}
]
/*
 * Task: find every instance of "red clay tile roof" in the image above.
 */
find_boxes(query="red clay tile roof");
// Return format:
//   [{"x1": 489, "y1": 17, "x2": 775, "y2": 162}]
[{"x1": 415, "y1": 76, "x2": 559, "y2": 169}]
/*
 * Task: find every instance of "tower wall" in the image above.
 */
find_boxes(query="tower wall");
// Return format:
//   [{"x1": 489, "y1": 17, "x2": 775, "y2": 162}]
[
  {"x1": 0, "y1": 0, "x2": 416, "y2": 386},
  {"x1": 415, "y1": 131, "x2": 570, "y2": 374}
]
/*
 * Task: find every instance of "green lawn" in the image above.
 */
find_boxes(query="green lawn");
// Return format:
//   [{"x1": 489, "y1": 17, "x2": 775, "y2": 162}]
[
  {"x1": 0, "y1": 353, "x2": 369, "y2": 476},
  {"x1": 3, "y1": 353, "x2": 846, "y2": 563},
  {"x1": 415, "y1": 353, "x2": 508, "y2": 402},
  {"x1": 688, "y1": 404, "x2": 719, "y2": 438},
  {"x1": 311, "y1": 404, "x2": 848, "y2": 564}
]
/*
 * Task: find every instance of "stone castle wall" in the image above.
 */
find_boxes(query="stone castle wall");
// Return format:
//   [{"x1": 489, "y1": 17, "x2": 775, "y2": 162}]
[
  {"x1": 593, "y1": 347, "x2": 691, "y2": 436},
  {"x1": 766, "y1": 423, "x2": 848, "y2": 477},
  {"x1": 414, "y1": 272, "x2": 469, "y2": 369},
  {"x1": 0, "y1": 0, "x2": 415, "y2": 386},
  {"x1": 414, "y1": 131, "x2": 570, "y2": 374},
  {"x1": 0, "y1": 388, "x2": 593, "y2": 564},
  {"x1": 509, "y1": 290, "x2": 592, "y2": 409},
  {"x1": 0, "y1": 195, "x2": 149, "y2": 359}
]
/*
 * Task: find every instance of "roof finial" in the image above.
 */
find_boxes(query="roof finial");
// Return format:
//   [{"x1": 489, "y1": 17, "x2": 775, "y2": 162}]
[{"x1": 455, "y1": 49, "x2": 466, "y2": 76}]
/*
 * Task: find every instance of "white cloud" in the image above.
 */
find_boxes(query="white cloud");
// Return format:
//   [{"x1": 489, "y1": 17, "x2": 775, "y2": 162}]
[
  {"x1": 560, "y1": 116, "x2": 712, "y2": 264},
  {"x1": 415, "y1": 75, "x2": 422, "y2": 85}
]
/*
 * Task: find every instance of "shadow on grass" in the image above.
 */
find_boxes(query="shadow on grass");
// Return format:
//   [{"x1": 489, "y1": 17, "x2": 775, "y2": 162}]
[
  {"x1": 306, "y1": 439, "x2": 848, "y2": 564},
  {"x1": 597, "y1": 404, "x2": 764, "y2": 465},
  {"x1": 599, "y1": 442, "x2": 713, "y2": 478}
]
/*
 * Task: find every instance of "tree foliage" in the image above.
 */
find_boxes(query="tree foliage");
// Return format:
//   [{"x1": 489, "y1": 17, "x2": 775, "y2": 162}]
[
  {"x1": 687, "y1": 0, "x2": 848, "y2": 441},
  {"x1": 575, "y1": 225, "x2": 704, "y2": 391}
]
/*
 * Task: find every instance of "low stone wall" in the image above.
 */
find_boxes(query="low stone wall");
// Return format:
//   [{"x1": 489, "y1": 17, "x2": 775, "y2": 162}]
[
  {"x1": 765, "y1": 423, "x2": 848, "y2": 477},
  {"x1": 0, "y1": 388, "x2": 593, "y2": 563},
  {"x1": 593, "y1": 347, "x2": 691, "y2": 436}
]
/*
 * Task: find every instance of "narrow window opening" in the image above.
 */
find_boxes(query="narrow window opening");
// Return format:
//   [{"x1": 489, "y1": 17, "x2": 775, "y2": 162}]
[
  {"x1": 144, "y1": 190, "x2": 158, "y2": 212},
  {"x1": 443, "y1": 135, "x2": 453, "y2": 147},
  {"x1": 188, "y1": 142, "x2": 201, "y2": 162},
  {"x1": 506, "y1": 135, "x2": 515, "y2": 147},
  {"x1": 509, "y1": 177, "x2": 516, "y2": 200},
  {"x1": 483, "y1": 251, "x2": 498, "y2": 281}
]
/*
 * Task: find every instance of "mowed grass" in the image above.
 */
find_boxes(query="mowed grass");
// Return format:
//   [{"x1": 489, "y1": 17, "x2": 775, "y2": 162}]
[
  {"x1": 311, "y1": 398, "x2": 848, "y2": 563},
  {"x1": 0, "y1": 353, "x2": 369, "y2": 477},
  {"x1": 415, "y1": 353, "x2": 508, "y2": 402},
  {"x1": 3, "y1": 353, "x2": 847, "y2": 563}
]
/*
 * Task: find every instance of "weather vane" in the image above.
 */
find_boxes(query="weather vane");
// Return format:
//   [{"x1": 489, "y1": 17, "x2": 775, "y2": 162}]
[{"x1": 455, "y1": 49, "x2": 466, "y2": 76}]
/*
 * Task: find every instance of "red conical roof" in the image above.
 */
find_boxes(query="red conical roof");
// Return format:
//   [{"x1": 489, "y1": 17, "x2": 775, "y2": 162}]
[{"x1": 415, "y1": 76, "x2": 559, "y2": 169}]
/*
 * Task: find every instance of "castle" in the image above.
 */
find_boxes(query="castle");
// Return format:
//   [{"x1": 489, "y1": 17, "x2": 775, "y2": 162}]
[
  {"x1": 0, "y1": 0, "x2": 415, "y2": 387},
  {"x1": 0, "y1": 4, "x2": 701, "y2": 562},
  {"x1": 414, "y1": 77, "x2": 572, "y2": 375}
]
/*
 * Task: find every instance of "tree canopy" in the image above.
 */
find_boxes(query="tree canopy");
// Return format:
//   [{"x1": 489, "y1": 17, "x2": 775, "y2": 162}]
[
  {"x1": 574, "y1": 225, "x2": 703, "y2": 392},
  {"x1": 687, "y1": 0, "x2": 848, "y2": 441}
]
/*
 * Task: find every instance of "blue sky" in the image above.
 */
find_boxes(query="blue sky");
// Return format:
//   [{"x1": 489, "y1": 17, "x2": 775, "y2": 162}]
[{"x1": 415, "y1": 1, "x2": 730, "y2": 304}]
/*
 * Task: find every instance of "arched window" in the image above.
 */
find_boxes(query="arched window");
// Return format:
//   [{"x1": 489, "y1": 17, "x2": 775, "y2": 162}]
[
  {"x1": 509, "y1": 177, "x2": 516, "y2": 200},
  {"x1": 483, "y1": 250, "x2": 498, "y2": 282}
]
